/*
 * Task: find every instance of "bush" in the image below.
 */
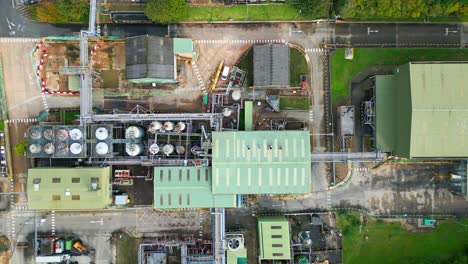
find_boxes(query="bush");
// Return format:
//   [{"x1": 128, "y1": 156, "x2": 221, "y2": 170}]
[
  {"x1": 14, "y1": 139, "x2": 27, "y2": 156},
  {"x1": 32, "y1": 0, "x2": 89, "y2": 23},
  {"x1": 145, "y1": 0, "x2": 188, "y2": 23}
]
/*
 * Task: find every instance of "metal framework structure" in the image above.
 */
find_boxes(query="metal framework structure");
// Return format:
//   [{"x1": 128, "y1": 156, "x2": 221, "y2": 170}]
[
  {"x1": 363, "y1": 98, "x2": 375, "y2": 129},
  {"x1": 310, "y1": 151, "x2": 383, "y2": 162}
]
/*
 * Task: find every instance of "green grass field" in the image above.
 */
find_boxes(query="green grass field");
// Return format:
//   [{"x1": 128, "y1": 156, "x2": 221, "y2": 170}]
[
  {"x1": 289, "y1": 48, "x2": 308, "y2": 86},
  {"x1": 279, "y1": 97, "x2": 309, "y2": 110},
  {"x1": 116, "y1": 234, "x2": 141, "y2": 264},
  {"x1": 337, "y1": 212, "x2": 468, "y2": 264},
  {"x1": 330, "y1": 48, "x2": 468, "y2": 106},
  {"x1": 235, "y1": 48, "x2": 253, "y2": 87},
  {"x1": 187, "y1": 5, "x2": 311, "y2": 21}
]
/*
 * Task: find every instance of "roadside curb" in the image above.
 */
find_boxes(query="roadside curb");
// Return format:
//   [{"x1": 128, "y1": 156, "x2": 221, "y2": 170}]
[{"x1": 0, "y1": 59, "x2": 14, "y2": 179}]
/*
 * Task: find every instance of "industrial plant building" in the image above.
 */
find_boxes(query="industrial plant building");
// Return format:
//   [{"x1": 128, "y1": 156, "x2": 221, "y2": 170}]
[
  {"x1": 371, "y1": 62, "x2": 468, "y2": 159},
  {"x1": 257, "y1": 216, "x2": 291, "y2": 261},
  {"x1": 253, "y1": 44, "x2": 290, "y2": 87}
]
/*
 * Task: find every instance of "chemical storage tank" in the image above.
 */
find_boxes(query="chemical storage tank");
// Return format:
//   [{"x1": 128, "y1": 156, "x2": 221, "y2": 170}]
[
  {"x1": 148, "y1": 121, "x2": 162, "y2": 134},
  {"x1": 232, "y1": 90, "x2": 241, "y2": 101},
  {"x1": 96, "y1": 142, "x2": 109, "y2": 155},
  {"x1": 162, "y1": 144, "x2": 174, "y2": 156},
  {"x1": 69, "y1": 128, "x2": 82, "y2": 140},
  {"x1": 56, "y1": 143, "x2": 69, "y2": 155},
  {"x1": 43, "y1": 143, "x2": 55, "y2": 155},
  {"x1": 163, "y1": 122, "x2": 174, "y2": 131},
  {"x1": 56, "y1": 129, "x2": 69, "y2": 141},
  {"x1": 222, "y1": 108, "x2": 232, "y2": 117},
  {"x1": 176, "y1": 145, "x2": 185, "y2": 155},
  {"x1": 149, "y1": 144, "x2": 160, "y2": 155},
  {"x1": 43, "y1": 129, "x2": 54, "y2": 140},
  {"x1": 126, "y1": 143, "x2": 144, "y2": 156},
  {"x1": 70, "y1": 143, "x2": 83, "y2": 155},
  {"x1": 95, "y1": 127, "x2": 109, "y2": 140},
  {"x1": 29, "y1": 130, "x2": 42, "y2": 140},
  {"x1": 175, "y1": 122, "x2": 186, "y2": 133},
  {"x1": 125, "y1": 126, "x2": 144, "y2": 139},
  {"x1": 29, "y1": 144, "x2": 41, "y2": 154}
]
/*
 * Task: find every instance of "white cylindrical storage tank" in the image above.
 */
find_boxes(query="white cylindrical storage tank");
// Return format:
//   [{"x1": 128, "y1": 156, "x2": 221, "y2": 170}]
[
  {"x1": 56, "y1": 143, "x2": 69, "y2": 154},
  {"x1": 126, "y1": 143, "x2": 144, "y2": 156},
  {"x1": 56, "y1": 129, "x2": 69, "y2": 141},
  {"x1": 162, "y1": 144, "x2": 174, "y2": 156},
  {"x1": 30, "y1": 130, "x2": 42, "y2": 140},
  {"x1": 149, "y1": 143, "x2": 160, "y2": 155},
  {"x1": 175, "y1": 122, "x2": 186, "y2": 133},
  {"x1": 96, "y1": 142, "x2": 109, "y2": 155},
  {"x1": 29, "y1": 144, "x2": 41, "y2": 154},
  {"x1": 69, "y1": 128, "x2": 82, "y2": 140},
  {"x1": 43, "y1": 143, "x2": 55, "y2": 154},
  {"x1": 95, "y1": 127, "x2": 109, "y2": 140},
  {"x1": 148, "y1": 121, "x2": 162, "y2": 134},
  {"x1": 222, "y1": 108, "x2": 232, "y2": 117},
  {"x1": 43, "y1": 129, "x2": 54, "y2": 140},
  {"x1": 176, "y1": 145, "x2": 185, "y2": 155},
  {"x1": 70, "y1": 143, "x2": 83, "y2": 155},
  {"x1": 125, "y1": 126, "x2": 144, "y2": 139},
  {"x1": 163, "y1": 122, "x2": 174, "y2": 131},
  {"x1": 232, "y1": 90, "x2": 241, "y2": 101}
]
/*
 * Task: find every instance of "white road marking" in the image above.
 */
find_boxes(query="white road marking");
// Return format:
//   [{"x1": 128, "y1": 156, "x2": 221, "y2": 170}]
[
  {"x1": 0, "y1": 38, "x2": 39, "y2": 43},
  {"x1": 194, "y1": 39, "x2": 288, "y2": 45}
]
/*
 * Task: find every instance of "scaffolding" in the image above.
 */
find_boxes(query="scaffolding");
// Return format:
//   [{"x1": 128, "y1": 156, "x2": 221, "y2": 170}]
[{"x1": 362, "y1": 98, "x2": 375, "y2": 129}]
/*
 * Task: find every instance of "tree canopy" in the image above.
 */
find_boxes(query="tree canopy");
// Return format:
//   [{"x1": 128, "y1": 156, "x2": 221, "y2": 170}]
[
  {"x1": 145, "y1": 0, "x2": 188, "y2": 24},
  {"x1": 33, "y1": 0, "x2": 89, "y2": 23}
]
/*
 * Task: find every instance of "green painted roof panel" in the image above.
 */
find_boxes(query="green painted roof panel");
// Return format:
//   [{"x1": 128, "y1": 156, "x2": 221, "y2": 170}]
[
  {"x1": 245, "y1": 101, "x2": 253, "y2": 131},
  {"x1": 27, "y1": 167, "x2": 112, "y2": 210},
  {"x1": 173, "y1": 38, "x2": 194, "y2": 54},
  {"x1": 153, "y1": 167, "x2": 236, "y2": 209},
  {"x1": 212, "y1": 131, "x2": 311, "y2": 194},
  {"x1": 258, "y1": 216, "x2": 291, "y2": 260}
]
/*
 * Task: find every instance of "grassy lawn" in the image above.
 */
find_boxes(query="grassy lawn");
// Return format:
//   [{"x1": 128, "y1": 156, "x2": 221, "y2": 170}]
[
  {"x1": 279, "y1": 97, "x2": 309, "y2": 110},
  {"x1": 235, "y1": 48, "x2": 253, "y2": 87},
  {"x1": 337, "y1": 212, "x2": 468, "y2": 264},
  {"x1": 0, "y1": 120, "x2": 4, "y2": 132},
  {"x1": 106, "y1": 4, "x2": 146, "y2": 12},
  {"x1": 187, "y1": 5, "x2": 311, "y2": 21},
  {"x1": 330, "y1": 48, "x2": 468, "y2": 106},
  {"x1": 64, "y1": 111, "x2": 80, "y2": 125},
  {"x1": 116, "y1": 234, "x2": 141, "y2": 264},
  {"x1": 289, "y1": 48, "x2": 308, "y2": 86}
]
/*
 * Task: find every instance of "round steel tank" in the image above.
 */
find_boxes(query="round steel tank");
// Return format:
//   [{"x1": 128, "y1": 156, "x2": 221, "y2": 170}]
[
  {"x1": 96, "y1": 142, "x2": 109, "y2": 155},
  {"x1": 43, "y1": 129, "x2": 54, "y2": 140},
  {"x1": 222, "y1": 108, "x2": 232, "y2": 117},
  {"x1": 163, "y1": 122, "x2": 174, "y2": 131},
  {"x1": 176, "y1": 145, "x2": 185, "y2": 155},
  {"x1": 69, "y1": 128, "x2": 82, "y2": 140},
  {"x1": 43, "y1": 143, "x2": 55, "y2": 154},
  {"x1": 70, "y1": 143, "x2": 83, "y2": 155},
  {"x1": 30, "y1": 130, "x2": 42, "y2": 140},
  {"x1": 125, "y1": 126, "x2": 144, "y2": 139},
  {"x1": 29, "y1": 144, "x2": 41, "y2": 154},
  {"x1": 56, "y1": 142, "x2": 69, "y2": 154},
  {"x1": 95, "y1": 127, "x2": 109, "y2": 140},
  {"x1": 232, "y1": 90, "x2": 241, "y2": 101},
  {"x1": 126, "y1": 143, "x2": 144, "y2": 156},
  {"x1": 148, "y1": 121, "x2": 162, "y2": 134},
  {"x1": 175, "y1": 122, "x2": 186, "y2": 133},
  {"x1": 162, "y1": 144, "x2": 174, "y2": 156},
  {"x1": 149, "y1": 143, "x2": 160, "y2": 155},
  {"x1": 56, "y1": 129, "x2": 69, "y2": 141}
]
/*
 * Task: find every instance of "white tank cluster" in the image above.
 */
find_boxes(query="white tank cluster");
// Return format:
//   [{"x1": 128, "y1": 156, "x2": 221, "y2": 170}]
[
  {"x1": 147, "y1": 121, "x2": 186, "y2": 134},
  {"x1": 27, "y1": 126, "x2": 84, "y2": 157},
  {"x1": 93, "y1": 125, "x2": 112, "y2": 157}
]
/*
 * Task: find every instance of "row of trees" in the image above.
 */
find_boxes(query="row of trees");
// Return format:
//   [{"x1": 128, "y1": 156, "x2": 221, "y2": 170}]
[{"x1": 33, "y1": 0, "x2": 89, "y2": 23}]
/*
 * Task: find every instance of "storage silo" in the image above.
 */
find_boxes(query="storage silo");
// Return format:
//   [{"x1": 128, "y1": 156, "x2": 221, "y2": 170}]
[
  {"x1": 29, "y1": 144, "x2": 41, "y2": 154},
  {"x1": 95, "y1": 127, "x2": 109, "y2": 141},
  {"x1": 70, "y1": 143, "x2": 83, "y2": 155},
  {"x1": 149, "y1": 144, "x2": 160, "y2": 155},
  {"x1": 69, "y1": 128, "x2": 83, "y2": 140},
  {"x1": 126, "y1": 143, "x2": 144, "y2": 156},
  {"x1": 162, "y1": 144, "x2": 174, "y2": 156},
  {"x1": 96, "y1": 142, "x2": 109, "y2": 156},
  {"x1": 43, "y1": 143, "x2": 55, "y2": 155},
  {"x1": 176, "y1": 145, "x2": 185, "y2": 155},
  {"x1": 148, "y1": 121, "x2": 162, "y2": 134},
  {"x1": 125, "y1": 126, "x2": 144, "y2": 139},
  {"x1": 163, "y1": 122, "x2": 174, "y2": 131},
  {"x1": 43, "y1": 129, "x2": 54, "y2": 140},
  {"x1": 56, "y1": 129, "x2": 69, "y2": 141},
  {"x1": 29, "y1": 130, "x2": 42, "y2": 140},
  {"x1": 174, "y1": 122, "x2": 186, "y2": 133}
]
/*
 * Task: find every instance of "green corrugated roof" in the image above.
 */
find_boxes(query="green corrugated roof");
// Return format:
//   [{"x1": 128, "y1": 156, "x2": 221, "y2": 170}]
[
  {"x1": 258, "y1": 216, "x2": 291, "y2": 260},
  {"x1": 226, "y1": 248, "x2": 247, "y2": 264},
  {"x1": 244, "y1": 101, "x2": 253, "y2": 131},
  {"x1": 212, "y1": 131, "x2": 311, "y2": 194},
  {"x1": 67, "y1": 75, "x2": 80, "y2": 92},
  {"x1": 153, "y1": 167, "x2": 236, "y2": 209},
  {"x1": 376, "y1": 62, "x2": 468, "y2": 158},
  {"x1": 27, "y1": 167, "x2": 112, "y2": 210},
  {"x1": 173, "y1": 38, "x2": 194, "y2": 55}
]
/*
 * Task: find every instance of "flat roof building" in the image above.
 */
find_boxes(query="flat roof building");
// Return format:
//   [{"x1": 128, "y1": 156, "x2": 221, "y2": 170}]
[
  {"x1": 27, "y1": 167, "x2": 112, "y2": 210},
  {"x1": 212, "y1": 131, "x2": 311, "y2": 194},
  {"x1": 375, "y1": 62, "x2": 468, "y2": 158},
  {"x1": 153, "y1": 167, "x2": 236, "y2": 209},
  {"x1": 258, "y1": 216, "x2": 291, "y2": 261}
]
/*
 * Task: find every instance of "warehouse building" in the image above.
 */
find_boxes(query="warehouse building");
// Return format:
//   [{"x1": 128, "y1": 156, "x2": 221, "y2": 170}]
[
  {"x1": 212, "y1": 131, "x2": 311, "y2": 194},
  {"x1": 253, "y1": 44, "x2": 290, "y2": 87},
  {"x1": 27, "y1": 167, "x2": 112, "y2": 210},
  {"x1": 153, "y1": 167, "x2": 236, "y2": 209},
  {"x1": 257, "y1": 216, "x2": 291, "y2": 261},
  {"x1": 374, "y1": 62, "x2": 468, "y2": 159}
]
